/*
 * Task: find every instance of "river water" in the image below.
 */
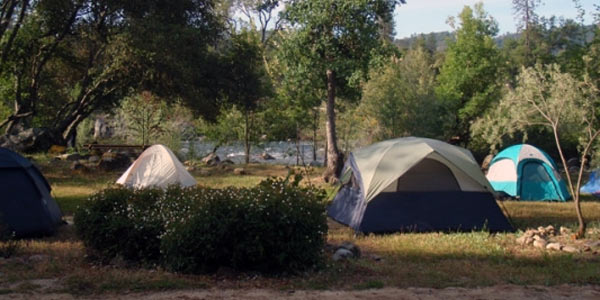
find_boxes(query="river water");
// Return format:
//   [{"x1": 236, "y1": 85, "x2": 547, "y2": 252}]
[{"x1": 181, "y1": 140, "x2": 326, "y2": 165}]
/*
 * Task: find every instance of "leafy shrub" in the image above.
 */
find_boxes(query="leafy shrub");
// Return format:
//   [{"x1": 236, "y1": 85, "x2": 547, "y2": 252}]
[
  {"x1": 74, "y1": 187, "x2": 165, "y2": 264},
  {"x1": 74, "y1": 175, "x2": 328, "y2": 273},
  {"x1": 160, "y1": 175, "x2": 327, "y2": 273}
]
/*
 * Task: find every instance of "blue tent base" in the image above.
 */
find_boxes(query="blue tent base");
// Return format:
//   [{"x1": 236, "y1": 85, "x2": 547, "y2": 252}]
[{"x1": 328, "y1": 188, "x2": 514, "y2": 234}]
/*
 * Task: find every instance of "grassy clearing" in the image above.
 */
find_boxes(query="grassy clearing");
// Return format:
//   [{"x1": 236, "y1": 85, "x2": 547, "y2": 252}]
[{"x1": 1, "y1": 157, "x2": 599, "y2": 295}]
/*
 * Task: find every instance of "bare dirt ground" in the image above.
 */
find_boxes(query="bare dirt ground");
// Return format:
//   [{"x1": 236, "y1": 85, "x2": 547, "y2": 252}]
[{"x1": 3, "y1": 285, "x2": 600, "y2": 300}]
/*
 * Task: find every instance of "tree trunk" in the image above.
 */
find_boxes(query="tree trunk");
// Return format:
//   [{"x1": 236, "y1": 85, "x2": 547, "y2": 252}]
[
  {"x1": 244, "y1": 111, "x2": 250, "y2": 164},
  {"x1": 551, "y1": 125, "x2": 586, "y2": 238},
  {"x1": 313, "y1": 108, "x2": 317, "y2": 162},
  {"x1": 323, "y1": 69, "x2": 342, "y2": 182}
]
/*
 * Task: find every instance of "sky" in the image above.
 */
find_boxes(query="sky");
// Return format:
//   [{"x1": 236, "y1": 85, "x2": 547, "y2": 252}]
[{"x1": 394, "y1": 0, "x2": 598, "y2": 39}]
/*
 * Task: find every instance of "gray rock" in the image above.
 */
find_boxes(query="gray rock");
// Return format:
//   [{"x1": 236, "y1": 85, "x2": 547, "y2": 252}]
[
  {"x1": 338, "y1": 241, "x2": 361, "y2": 258},
  {"x1": 88, "y1": 155, "x2": 100, "y2": 163},
  {"x1": 261, "y1": 152, "x2": 275, "y2": 160},
  {"x1": 533, "y1": 239, "x2": 547, "y2": 249},
  {"x1": 584, "y1": 241, "x2": 600, "y2": 248},
  {"x1": 560, "y1": 226, "x2": 571, "y2": 235},
  {"x1": 332, "y1": 248, "x2": 354, "y2": 261},
  {"x1": 562, "y1": 246, "x2": 579, "y2": 253},
  {"x1": 201, "y1": 153, "x2": 220, "y2": 166},
  {"x1": 546, "y1": 243, "x2": 562, "y2": 251},
  {"x1": 57, "y1": 153, "x2": 82, "y2": 161}
]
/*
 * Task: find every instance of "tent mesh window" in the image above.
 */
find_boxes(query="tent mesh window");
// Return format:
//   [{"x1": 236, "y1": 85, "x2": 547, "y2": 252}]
[{"x1": 395, "y1": 158, "x2": 460, "y2": 191}]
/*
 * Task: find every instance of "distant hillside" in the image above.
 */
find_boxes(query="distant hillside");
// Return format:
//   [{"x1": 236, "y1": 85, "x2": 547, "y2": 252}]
[
  {"x1": 394, "y1": 31, "x2": 453, "y2": 52},
  {"x1": 394, "y1": 25, "x2": 596, "y2": 51}
]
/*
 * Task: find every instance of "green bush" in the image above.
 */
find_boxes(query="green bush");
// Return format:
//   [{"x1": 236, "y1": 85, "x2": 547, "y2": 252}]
[
  {"x1": 160, "y1": 175, "x2": 328, "y2": 273},
  {"x1": 74, "y1": 187, "x2": 165, "y2": 264},
  {"x1": 74, "y1": 175, "x2": 328, "y2": 274}
]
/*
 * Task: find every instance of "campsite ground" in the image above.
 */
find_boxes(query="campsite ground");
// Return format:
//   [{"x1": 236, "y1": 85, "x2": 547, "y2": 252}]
[{"x1": 1, "y1": 157, "x2": 600, "y2": 298}]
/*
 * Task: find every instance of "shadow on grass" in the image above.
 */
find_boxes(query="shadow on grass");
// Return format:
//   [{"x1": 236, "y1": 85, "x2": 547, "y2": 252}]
[{"x1": 295, "y1": 249, "x2": 600, "y2": 290}]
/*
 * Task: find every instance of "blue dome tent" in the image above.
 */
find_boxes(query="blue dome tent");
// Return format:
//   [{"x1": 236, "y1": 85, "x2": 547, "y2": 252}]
[
  {"x1": 580, "y1": 170, "x2": 600, "y2": 198},
  {"x1": 0, "y1": 147, "x2": 63, "y2": 236},
  {"x1": 486, "y1": 144, "x2": 571, "y2": 201}
]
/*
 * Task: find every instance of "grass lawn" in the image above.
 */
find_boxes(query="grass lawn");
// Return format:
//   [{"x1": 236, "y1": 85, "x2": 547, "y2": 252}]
[{"x1": 1, "y1": 157, "x2": 599, "y2": 295}]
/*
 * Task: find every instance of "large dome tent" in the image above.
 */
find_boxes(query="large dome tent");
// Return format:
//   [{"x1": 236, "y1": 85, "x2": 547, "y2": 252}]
[
  {"x1": 328, "y1": 137, "x2": 513, "y2": 233},
  {"x1": 117, "y1": 144, "x2": 197, "y2": 189},
  {"x1": 0, "y1": 147, "x2": 63, "y2": 237},
  {"x1": 486, "y1": 144, "x2": 570, "y2": 201}
]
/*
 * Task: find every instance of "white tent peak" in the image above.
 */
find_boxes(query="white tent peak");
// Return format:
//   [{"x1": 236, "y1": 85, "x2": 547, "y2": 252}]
[{"x1": 116, "y1": 144, "x2": 197, "y2": 189}]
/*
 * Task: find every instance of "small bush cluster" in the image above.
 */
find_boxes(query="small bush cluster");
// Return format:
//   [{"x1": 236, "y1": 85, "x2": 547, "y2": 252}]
[{"x1": 74, "y1": 175, "x2": 327, "y2": 273}]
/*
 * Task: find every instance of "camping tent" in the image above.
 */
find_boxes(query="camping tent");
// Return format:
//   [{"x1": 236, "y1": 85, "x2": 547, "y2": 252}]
[
  {"x1": 486, "y1": 144, "x2": 570, "y2": 201},
  {"x1": 0, "y1": 147, "x2": 63, "y2": 237},
  {"x1": 580, "y1": 169, "x2": 600, "y2": 197},
  {"x1": 117, "y1": 144, "x2": 197, "y2": 188},
  {"x1": 328, "y1": 137, "x2": 513, "y2": 233}
]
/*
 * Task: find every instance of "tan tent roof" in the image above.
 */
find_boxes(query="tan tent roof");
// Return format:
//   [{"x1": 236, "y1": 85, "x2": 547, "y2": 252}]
[
  {"x1": 116, "y1": 144, "x2": 197, "y2": 188},
  {"x1": 343, "y1": 137, "x2": 494, "y2": 202}
]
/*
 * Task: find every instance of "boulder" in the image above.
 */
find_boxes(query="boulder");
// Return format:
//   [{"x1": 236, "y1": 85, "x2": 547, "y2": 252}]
[
  {"x1": 88, "y1": 155, "x2": 100, "y2": 163},
  {"x1": 533, "y1": 234, "x2": 545, "y2": 241},
  {"x1": 546, "y1": 243, "x2": 562, "y2": 251},
  {"x1": 261, "y1": 152, "x2": 275, "y2": 160},
  {"x1": 562, "y1": 246, "x2": 579, "y2": 253},
  {"x1": 338, "y1": 242, "x2": 361, "y2": 258},
  {"x1": 57, "y1": 153, "x2": 83, "y2": 161},
  {"x1": 201, "y1": 153, "x2": 220, "y2": 166},
  {"x1": 233, "y1": 168, "x2": 246, "y2": 175},
  {"x1": 533, "y1": 239, "x2": 547, "y2": 249},
  {"x1": 544, "y1": 225, "x2": 556, "y2": 236},
  {"x1": 332, "y1": 248, "x2": 354, "y2": 261}
]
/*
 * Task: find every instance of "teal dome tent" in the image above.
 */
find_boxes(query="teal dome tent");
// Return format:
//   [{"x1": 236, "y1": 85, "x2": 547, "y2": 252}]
[{"x1": 486, "y1": 144, "x2": 571, "y2": 201}]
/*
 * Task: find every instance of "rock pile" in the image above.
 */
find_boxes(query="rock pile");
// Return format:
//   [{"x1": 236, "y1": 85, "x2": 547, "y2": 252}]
[
  {"x1": 515, "y1": 225, "x2": 598, "y2": 254},
  {"x1": 332, "y1": 242, "x2": 361, "y2": 261}
]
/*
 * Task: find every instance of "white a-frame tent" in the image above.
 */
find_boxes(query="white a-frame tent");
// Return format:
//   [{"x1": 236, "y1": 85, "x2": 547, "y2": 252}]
[{"x1": 117, "y1": 144, "x2": 197, "y2": 188}]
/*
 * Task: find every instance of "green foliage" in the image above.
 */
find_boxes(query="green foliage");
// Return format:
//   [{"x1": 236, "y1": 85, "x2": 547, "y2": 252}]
[
  {"x1": 74, "y1": 176, "x2": 328, "y2": 273},
  {"x1": 161, "y1": 175, "x2": 327, "y2": 273},
  {"x1": 281, "y1": 0, "x2": 400, "y2": 101},
  {"x1": 196, "y1": 106, "x2": 246, "y2": 147},
  {"x1": 74, "y1": 187, "x2": 165, "y2": 264},
  {"x1": 116, "y1": 92, "x2": 167, "y2": 146},
  {"x1": 436, "y1": 3, "x2": 504, "y2": 144},
  {"x1": 360, "y1": 46, "x2": 445, "y2": 140}
]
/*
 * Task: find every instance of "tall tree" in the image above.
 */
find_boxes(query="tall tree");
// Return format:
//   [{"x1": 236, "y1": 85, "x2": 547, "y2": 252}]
[
  {"x1": 512, "y1": 0, "x2": 543, "y2": 64},
  {"x1": 281, "y1": 0, "x2": 402, "y2": 181},
  {"x1": 435, "y1": 3, "x2": 504, "y2": 146}
]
